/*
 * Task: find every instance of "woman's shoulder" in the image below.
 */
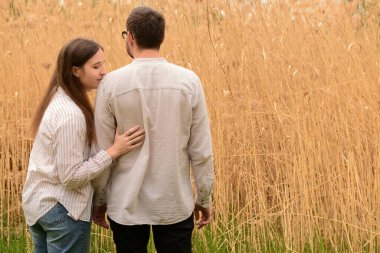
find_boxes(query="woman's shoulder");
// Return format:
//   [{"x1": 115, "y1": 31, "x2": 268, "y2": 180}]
[{"x1": 47, "y1": 91, "x2": 85, "y2": 123}]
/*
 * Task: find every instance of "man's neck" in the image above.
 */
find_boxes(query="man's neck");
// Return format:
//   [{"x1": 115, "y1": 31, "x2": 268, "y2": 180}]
[{"x1": 133, "y1": 49, "x2": 161, "y2": 59}]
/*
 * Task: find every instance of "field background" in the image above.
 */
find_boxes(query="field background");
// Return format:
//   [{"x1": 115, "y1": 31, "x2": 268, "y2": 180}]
[{"x1": 1, "y1": 0, "x2": 380, "y2": 252}]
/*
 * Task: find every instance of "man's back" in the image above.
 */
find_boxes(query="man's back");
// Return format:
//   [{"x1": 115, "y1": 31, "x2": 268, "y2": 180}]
[{"x1": 93, "y1": 58, "x2": 214, "y2": 225}]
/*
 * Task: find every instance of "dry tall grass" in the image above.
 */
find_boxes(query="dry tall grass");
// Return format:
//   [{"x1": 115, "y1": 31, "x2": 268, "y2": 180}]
[{"x1": 1, "y1": 0, "x2": 380, "y2": 252}]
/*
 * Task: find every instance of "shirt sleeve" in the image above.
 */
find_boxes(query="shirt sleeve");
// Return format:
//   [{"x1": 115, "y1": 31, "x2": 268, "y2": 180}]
[
  {"x1": 56, "y1": 115, "x2": 113, "y2": 190},
  {"x1": 188, "y1": 78, "x2": 215, "y2": 208},
  {"x1": 91, "y1": 82, "x2": 117, "y2": 206}
]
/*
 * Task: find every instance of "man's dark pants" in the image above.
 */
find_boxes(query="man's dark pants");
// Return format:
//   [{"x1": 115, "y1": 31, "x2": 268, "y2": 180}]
[{"x1": 108, "y1": 214, "x2": 194, "y2": 253}]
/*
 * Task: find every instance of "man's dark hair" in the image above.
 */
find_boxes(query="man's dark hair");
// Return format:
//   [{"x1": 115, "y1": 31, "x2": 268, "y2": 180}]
[{"x1": 127, "y1": 6, "x2": 165, "y2": 50}]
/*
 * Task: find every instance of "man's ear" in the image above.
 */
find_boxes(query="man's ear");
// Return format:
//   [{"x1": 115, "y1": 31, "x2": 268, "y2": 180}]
[{"x1": 127, "y1": 31, "x2": 134, "y2": 43}]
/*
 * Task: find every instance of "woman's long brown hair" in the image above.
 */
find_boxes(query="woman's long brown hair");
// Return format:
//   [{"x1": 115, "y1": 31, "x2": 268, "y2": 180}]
[{"x1": 31, "y1": 38, "x2": 103, "y2": 143}]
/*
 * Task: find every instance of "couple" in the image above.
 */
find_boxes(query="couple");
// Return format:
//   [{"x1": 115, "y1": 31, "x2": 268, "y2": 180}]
[{"x1": 22, "y1": 6, "x2": 214, "y2": 253}]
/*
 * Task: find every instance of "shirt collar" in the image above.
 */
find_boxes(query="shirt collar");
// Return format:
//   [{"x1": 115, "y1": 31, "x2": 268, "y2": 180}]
[{"x1": 132, "y1": 58, "x2": 167, "y2": 64}]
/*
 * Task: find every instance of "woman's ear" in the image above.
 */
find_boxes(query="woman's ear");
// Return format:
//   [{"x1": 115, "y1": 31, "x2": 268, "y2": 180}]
[{"x1": 72, "y1": 66, "x2": 80, "y2": 78}]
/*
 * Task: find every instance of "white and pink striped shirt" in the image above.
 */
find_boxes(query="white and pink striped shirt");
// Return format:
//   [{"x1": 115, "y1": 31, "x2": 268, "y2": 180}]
[{"x1": 22, "y1": 87, "x2": 112, "y2": 225}]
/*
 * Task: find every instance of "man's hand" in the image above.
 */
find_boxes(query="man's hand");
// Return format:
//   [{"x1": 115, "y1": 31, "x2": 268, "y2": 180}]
[
  {"x1": 93, "y1": 204, "x2": 109, "y2": 229},
  {"x1": 194, "y1": 203, "x2": 212, "y2": 229}
]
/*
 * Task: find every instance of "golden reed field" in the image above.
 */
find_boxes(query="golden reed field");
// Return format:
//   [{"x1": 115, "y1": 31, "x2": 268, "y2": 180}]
[{"x1": 1, "y1": 0, "x2": 380, "y2": 252}]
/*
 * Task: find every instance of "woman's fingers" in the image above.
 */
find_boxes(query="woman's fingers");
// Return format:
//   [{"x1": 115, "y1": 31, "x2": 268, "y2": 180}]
[
  {"x1": 129, "y1": 134, "x2": 145, "y2": 145},
  {"x1": 129, "y1": 141, "x2": 144, "y2": 149},
  {"x1": 127, "y1": 130, "x2": 145, "y2": 141},
  {"x1": 115, "y1": 126, "x2": 145, "y2": 151},
  {"x1": 125, "y1": 125, "x2": 142, "y2": 136},
  {"x1": 123, "y1": 129, "x2": 145, "y2": 144}
]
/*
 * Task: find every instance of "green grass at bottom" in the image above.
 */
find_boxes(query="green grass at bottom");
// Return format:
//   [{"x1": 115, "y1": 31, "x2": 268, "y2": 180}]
[
  {"x1": 1, "y1": 228, "x2": 379, "y2": 253},
  {"x1": 0, "y1": 233, "x2": 28, "y2": 253}
]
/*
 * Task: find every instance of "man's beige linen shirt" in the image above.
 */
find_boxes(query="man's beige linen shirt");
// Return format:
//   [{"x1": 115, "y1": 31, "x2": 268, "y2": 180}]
[
  {"x1": 22, "y1": 87, "x2": 113, "y2": 225},
  {"x1": 92, "y1": 58, "x2": 214, "y2": 225}
]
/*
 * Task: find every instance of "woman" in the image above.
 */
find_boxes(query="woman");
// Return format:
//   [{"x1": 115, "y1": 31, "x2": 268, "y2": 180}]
[{"x1": 22, "y1": 38, "x2": 145, "y2": 253}]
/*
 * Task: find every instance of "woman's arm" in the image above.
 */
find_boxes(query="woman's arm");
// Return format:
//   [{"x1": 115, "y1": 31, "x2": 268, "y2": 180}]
[
  {"x1": 55, "y1": 115, "x2": 111, "y2": 190},
  {"x1": 55, "y1": 115, "x2": 144, "y2": 190}
]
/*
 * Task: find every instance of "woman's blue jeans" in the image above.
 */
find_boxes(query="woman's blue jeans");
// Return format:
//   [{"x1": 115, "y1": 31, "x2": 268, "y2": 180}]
[{"x1": 28, "y1": 202, "x2": 91, "y2": 253}]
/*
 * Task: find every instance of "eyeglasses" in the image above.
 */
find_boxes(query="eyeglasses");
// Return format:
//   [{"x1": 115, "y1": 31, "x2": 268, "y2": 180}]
[{"x1": 122, "y1": 31, "x2": 128, "y2": 39}]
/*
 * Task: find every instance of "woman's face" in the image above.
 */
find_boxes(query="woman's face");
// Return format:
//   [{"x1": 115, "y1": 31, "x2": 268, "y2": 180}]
[{"x1": 74, "y1": 48, "x2": 106, "y2": 90}]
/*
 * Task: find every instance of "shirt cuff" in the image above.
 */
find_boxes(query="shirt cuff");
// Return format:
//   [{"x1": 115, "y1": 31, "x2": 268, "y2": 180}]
[
  {"x1": 97, "y1": 149, "x2": 113, "y2": 166},
  {"x1": 92, "y1": 150, "x2": 112, "y2": 206},
  {"x1": 196, "y1": 193, "x2": 212, "y2": 208},
  {"x1": 93, "y1": 189, "x2": 106, "y2": 206}
]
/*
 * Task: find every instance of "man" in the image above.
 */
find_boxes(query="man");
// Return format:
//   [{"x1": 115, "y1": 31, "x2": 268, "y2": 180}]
[{"x1": 92, "y1": 6, "x2": 214, "y2": 253}]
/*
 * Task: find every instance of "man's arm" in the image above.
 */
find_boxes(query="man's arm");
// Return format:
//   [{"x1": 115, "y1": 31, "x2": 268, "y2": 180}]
[
  {"x1": 188, "y1": 77, "x2": 215, "y2": 228},
  {"x1": 91, "y1": 82, "x2": 116, "y2": 228}
]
